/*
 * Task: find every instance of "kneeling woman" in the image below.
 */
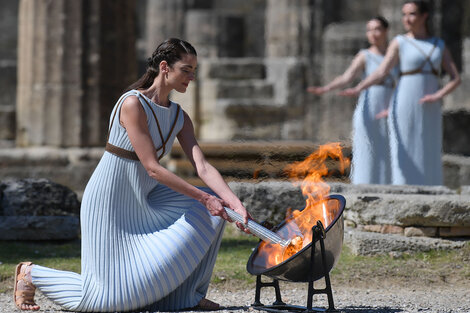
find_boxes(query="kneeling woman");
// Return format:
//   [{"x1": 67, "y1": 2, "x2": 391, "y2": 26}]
[{"x1": 14, "y1": 38, "x2": 251, "y2": 312}]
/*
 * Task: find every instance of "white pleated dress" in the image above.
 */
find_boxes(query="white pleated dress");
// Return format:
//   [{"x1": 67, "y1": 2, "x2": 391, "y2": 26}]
[
  {"x1": 31, "y1": 90, "x2": 225, "y2": 312},
  {"x1": 350, "y1": 49, "x2": 398, "y2": 184},
  {"x1": 389, "y1": 35, "x2": 444, "y2": 185}
]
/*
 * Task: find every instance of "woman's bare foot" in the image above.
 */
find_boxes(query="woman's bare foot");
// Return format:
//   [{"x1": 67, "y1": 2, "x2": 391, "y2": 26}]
[
  {"x1": 14, "y1": 262, "x2": 40, "y2": 311},
  {"x1": 196, "y1": 298, "x2": 220, "y2": 310}
]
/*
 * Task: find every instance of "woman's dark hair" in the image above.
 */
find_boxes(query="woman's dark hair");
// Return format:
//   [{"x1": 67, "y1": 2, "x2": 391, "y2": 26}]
[
  {"x1": 404, "y1": 0, "x2": 430, "y2": 15},
  {"x1": 371, "y1": 15, "x2": 389, "y2": 29},
  {"x1": 127, "y1": 38, "x2": 197, "y2": 91},
  {"x1": 404, "y1": 0, "x2": 432, "y2": 34}
]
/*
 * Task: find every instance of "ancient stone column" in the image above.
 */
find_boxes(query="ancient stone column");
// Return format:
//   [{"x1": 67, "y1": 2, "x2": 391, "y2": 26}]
[
  {"x1": 265, "y1": 0, "x2": 315, "y2": 58},
  {"x1": 145, "y1": 0, "x2": 186, "y2": 58},
  {"x1": 16, "y1": 0, "x2": 137, "y2": 147},
  {"x1": 0, "y1": 0, "x2": 19, "y2": 142},
  {"x1": 318, "y1": 22, "x2": 366, "y2": 143}
]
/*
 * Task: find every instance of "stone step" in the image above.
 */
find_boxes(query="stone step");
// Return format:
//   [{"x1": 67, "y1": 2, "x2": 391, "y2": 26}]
[
  {"x1": 344, "y1": 192, "x2": 470, "y2": 228},
  {"x1": 216, "y1": 80, "x2": 274, "y2": 99},
  {"x1": 200, "y1": 58, "x2": 266, "y2": 80},
  {"x1": 169, "y1": 158, "x2": 291, "y2": 179},
  {"x1": 168, "y1": 141, "x2": 352, "y2": 181},
  {"x1": 170, "y1": 141, "x2": 327, "y2": 160},
  {"x1": 219, "y1": 98, "x2": 284, "y2": 126}
]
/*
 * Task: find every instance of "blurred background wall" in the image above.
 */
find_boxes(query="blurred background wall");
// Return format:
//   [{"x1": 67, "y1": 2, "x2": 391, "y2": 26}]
[{"x1": 0, "y1": 0, "x2": 469, "y2": 190}]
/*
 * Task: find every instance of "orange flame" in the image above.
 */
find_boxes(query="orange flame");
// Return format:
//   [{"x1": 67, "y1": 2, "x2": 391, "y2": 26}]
[{"x1": 253, "y1": 142, "x2": 350, "y2": 268}]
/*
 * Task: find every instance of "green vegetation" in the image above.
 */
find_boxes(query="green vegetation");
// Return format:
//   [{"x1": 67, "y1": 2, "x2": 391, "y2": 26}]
[
  {"x1": 1, "y1": 227, "x2": 469, "y2": 293},
  {"x1": 0, "y1": 240, "x2": 81, "y2": 293},
  {"x1": 211, "y1": 225, "x2": 259, "y2": 285},
  {"x1": 330, "y1": 243, "x2": 470, "y2": 288}
]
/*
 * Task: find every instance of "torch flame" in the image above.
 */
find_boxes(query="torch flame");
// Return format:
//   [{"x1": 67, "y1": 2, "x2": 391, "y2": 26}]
[{"x1": 253, "y1": 142, "x2": 350, "y2": 269}]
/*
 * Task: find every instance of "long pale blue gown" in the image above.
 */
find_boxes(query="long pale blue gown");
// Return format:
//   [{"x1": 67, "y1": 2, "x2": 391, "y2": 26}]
[
  {"x1": 31, "y1": 90, "x2": 225, "y2": 312},
  {"x1": 389, "y1": 35, "x2": 444, "y2": 185},
  {"x1": 351, "y1": 49, "x2": 398, "y2": 184}
]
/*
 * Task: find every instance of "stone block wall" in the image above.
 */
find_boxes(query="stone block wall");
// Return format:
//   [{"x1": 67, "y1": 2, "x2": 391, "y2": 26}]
[
  {"x1": 314, "y1": 22, "x2": 366, "y2": 143},
  {"x1": 1, "y1": 0, "x2": 470, "y2": 184},
  {"x1": 0, "y1": 178, "x2": 81, "y2": 240},
  {"x1": 228, "y1": 181, "x2": 470, "y2": 240}
]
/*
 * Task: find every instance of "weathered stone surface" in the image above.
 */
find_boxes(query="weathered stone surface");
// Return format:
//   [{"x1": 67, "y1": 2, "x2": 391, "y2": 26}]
[
  {"x1": 16, "y1": 0, "x2": 137, "y2": 147},
  {"x1": 0, "y1": 178, "x2": 80, "y2": 216},
  {"x1": 216, "y1": 80, "x2": 273, "y2": 99},
  {"x1": 200, "y1": 58, "x2": 266, "y2": 80},
  {"x1": 329, "y1": 182, "x2": 456, "y2": 195},
  {"x1": 439, "y1": 226, "x2": 470, "y2": 238},
  {"x1": 363, "y1": 224, "x2": 404, "y2": 235},
  {"x1": 344, "y1": 193, "x2": 470, "y2": 227},
  {"x1": 229, "y1": 181, "x2": 470, "y2": 245},
  {"x1": 0, "y1": 178, "x2": 80, "y2": 240},
  {"x1": 0, "y1": 147, "x2": 103, "y2": 194},
  {"x1": 145, "y1": 0, "x2": 186, "y2": 58},
  {"x1": 0, "y1": 0, "x2": 18, "y2": 141},
  {"x1": 265, "y1": 0, "x2": 314, "y2": 58},
  {"x1": 318, "y1": 22, "x2": 366, "y2": 143},
  {"x1": 461, "y1": 185, "x2": 470, "y2": 195},
  {"x1": 443, "y1": 111, "x2": 470, "y2": 157},
  {"x1": 404, "y1": 227, "x2": 438, "y2": 237},
  {"x1": 0, "y1": 105, "x2": 15, "y2": 139},
  {"x1": 228, "y1": 181, "x2": 305, "y2": 224},
  {"x1": 443, "y1": 154, "x2": 470, "y2": 189},
  {"x1": 0, "y1": 216, "x2": 79, "y2": 240},
  {"x1": 345, "y1": 228, "x2": 466, "y2": 256}
]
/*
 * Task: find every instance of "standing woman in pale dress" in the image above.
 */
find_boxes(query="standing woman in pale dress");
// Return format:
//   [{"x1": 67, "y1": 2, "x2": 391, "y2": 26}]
[
  {"x1": 307, "y1": 16, "x2": 398, "y2": 184},
  {"x1": 341, "y1": 1, "x2": 461, "y2": 186},
  {"x1": 13, "y1": 38, "x2": 251, "y2": 312}
]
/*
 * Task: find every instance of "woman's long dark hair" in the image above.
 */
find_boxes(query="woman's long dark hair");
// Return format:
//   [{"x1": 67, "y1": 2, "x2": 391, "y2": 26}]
[{"x1": 126, "y1": 38, "x2": 197, "y2": 92}]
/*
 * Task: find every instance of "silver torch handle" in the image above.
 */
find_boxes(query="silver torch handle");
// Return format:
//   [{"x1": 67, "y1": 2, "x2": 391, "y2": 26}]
[{"x1": 224, "y1": 207, "x2": 290, "y2": 247}]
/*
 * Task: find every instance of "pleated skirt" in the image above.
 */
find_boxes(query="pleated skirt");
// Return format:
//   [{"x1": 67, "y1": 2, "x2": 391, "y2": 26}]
[
  {"x1": 388, "y1": 74, "x2": 442, "y2": 185},
  {"x1": 32, "y1": 152, "x2": 225, "y2": 312},
  {"x1": 351, "y1": 85, "x2": 393, "y2": 184}
]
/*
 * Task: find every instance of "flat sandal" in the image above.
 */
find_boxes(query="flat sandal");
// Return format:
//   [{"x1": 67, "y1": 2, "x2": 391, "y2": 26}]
[{"x1": 14, "y1": 262, "x2": 39, "y2": 311}]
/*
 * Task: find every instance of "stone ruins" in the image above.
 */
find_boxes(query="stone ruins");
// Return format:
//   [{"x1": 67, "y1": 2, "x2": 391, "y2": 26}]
[
  {"x1": 1, "y1": 1, "x2": 469, "y2": 186},
  {"x1": 0, "y1": 1, "x2": 469, "y2": 246}
]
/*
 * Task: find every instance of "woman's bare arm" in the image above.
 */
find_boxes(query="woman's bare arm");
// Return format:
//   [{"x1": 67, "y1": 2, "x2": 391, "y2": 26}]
[
  {"x1": 307, "y1": 51, "x2": 366, "y2": 95},
  {"x1": 339, "y1": 39, "x2": 400, "y2": 97},
  {"x1": 120, "y1": 96, "x2": 230, "y2": 221},
  {"x1": 177, "y1": 111, "x2": 251, "y2": 226},
  {"x1": 419, "y1": 46, "x2": 461, "y2": 103}
]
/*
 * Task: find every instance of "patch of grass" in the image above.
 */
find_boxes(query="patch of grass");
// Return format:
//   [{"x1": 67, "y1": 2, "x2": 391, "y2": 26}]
[
  {"x1": 211, "y1": 224, "x2": 259, "y2": 287},
  {"x1": 1, "y1": 229, "x2": 469, "y2": 294},
  {"x1": 331, "y1": 242, "x2": 470, "y2": 288},
  {"x1": 0, "y1": 240, "x2": 81, "y2": 293},
  {"x1": 212, "y1": 237, "x2": 259, "y2": 285}
]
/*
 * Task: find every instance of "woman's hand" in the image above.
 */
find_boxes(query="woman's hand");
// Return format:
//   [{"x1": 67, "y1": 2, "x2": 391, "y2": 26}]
[
  {"x1": 201, "y1": 193, "x2": 252, "y2": 234},
  {"x1": 375, "y1": 109, "x2": 389, "y2": 119},
  {"x1": 200, "y1": 194, "x2": 230, "y2": 221},
  {"x1": 338, "y1": 87, "x2": 361, "y2": 97},
  {"x1": 306, "y1": 86, "x2": 328, "y2": 95},
  {"x1": 419, "y1": 93, "x2": 442, "y2": 104},
  {"x1": 227, "y1": 201, "x2": 253, "y2": 234}
]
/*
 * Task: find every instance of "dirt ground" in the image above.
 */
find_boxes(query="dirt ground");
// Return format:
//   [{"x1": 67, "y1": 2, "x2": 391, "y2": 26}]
[{"x1": 4, "y1": 270, "x2": 470, "y2": 313}]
